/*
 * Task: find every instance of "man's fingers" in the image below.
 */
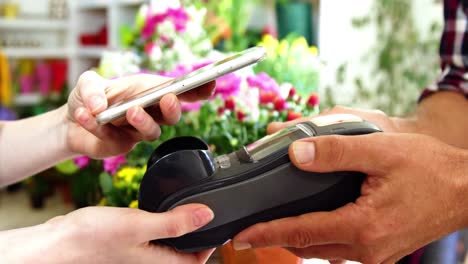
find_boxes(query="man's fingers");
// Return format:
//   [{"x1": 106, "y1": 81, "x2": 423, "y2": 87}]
[
  {"x1": 289, "y1": 134, "x2": 397, "y2": 175},
  {"x1": 233, "y1": 205, "x2": 357, "y2": 250},
  {"x1": 76, "y1": 71, "x2": 109, "y2": 114},
  {"x1": 134, "y1": 204, "x2": 214, "y2": 242},
  {"x1": 267, "y1": 107, "x2": 389, "y2": 135},
  {"x1": 267, "y1": 117, "x2": 312, "y2": 134},
  {"x1": 178, "y1": 81, "x2": 216, "y2": 102}
]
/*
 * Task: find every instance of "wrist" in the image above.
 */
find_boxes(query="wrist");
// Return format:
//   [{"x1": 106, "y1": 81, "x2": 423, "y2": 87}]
[
  {"x1": 54, "y1": 105, "x2": 77, "y2": 157},
  {"x1": 390, "y1": 116, "x2": 420, "y2": 133},
  {"x1": 0, "y1": 223, "x2": 70, "y2": 264}
]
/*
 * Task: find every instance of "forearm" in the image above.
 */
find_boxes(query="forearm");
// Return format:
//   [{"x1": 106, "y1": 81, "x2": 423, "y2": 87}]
[
  {"x1": 392, "y1": 91, "x2": 468, "y2": 148},
  {"x1": 0, "y1": 223, "x2": 68, "y2": 264},
  {"x1": 0, "y1": 105, "x2": 76, "y2": 187}
]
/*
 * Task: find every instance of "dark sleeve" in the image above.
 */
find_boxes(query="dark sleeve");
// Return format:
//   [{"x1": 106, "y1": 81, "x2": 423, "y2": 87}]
[{"x1": 419, "y1": 0, "x2": 468, "y2": 102}]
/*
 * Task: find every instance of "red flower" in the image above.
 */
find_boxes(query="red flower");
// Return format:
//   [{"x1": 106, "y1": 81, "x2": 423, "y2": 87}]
[
  {"x1": 261, "y1": 25, "x2": 277, "y2": 38},
  {"x1": 288, "y1": 87, "x2": 297, "y2": 98},
  {"x1": 225, "y1": 97, "x2": 236, "y2": 110},
  {"x1": 217, "y1": 107, "x2": 226, "y2": 116},
  {"x1": 259, "y1": 90, "x2": 277, "y2": 104},
  {"x1": 236, "y1": 110, "x2": 247, "y2": 122},
  {"x1": 287, "y1": 111, "x2": 302, "y2": 121},
  {"x1": 307, "y1": 93, "x2": 320, "y2": 107},
  {"x1": 274, "y1": 98, "x2": 287, "y2": 111}
]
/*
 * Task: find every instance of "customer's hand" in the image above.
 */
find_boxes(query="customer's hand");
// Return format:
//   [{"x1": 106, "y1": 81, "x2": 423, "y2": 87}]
[
  {"x1": 66, "y1": 71, "x2": 215, "y2": 158},
  {"x1": 2, "y1": 204, "x2": 215, "y2": 264},
  {"x1": 233, "y1": 133, "x2": 468, "y2": 263}
]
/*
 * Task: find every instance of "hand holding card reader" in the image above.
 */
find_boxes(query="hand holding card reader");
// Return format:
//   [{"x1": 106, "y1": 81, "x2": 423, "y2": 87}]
[{"x1": 138, "y1": 114, "x2": 381, "y2": 252}]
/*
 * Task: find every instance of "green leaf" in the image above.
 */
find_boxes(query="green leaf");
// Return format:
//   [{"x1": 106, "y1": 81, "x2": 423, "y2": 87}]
[
  {"x1": 55, "y1": 160, "x2": 79, "y2": 175},
  {"x1": 99, "y1": 172, "x2": 113, "y2": 195}
]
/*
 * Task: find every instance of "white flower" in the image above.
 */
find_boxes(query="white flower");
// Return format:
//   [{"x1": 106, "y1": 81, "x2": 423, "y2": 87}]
[
  {"x1": 238, "y1": 80, "x2": 260, "y2": 121},
  {"x1": 279, "y1": 83, "x2": 294, "y2": 99},
  {"x1": 149, "y1": 45, "x2": 162, "y2": 62},
  {"x1": 173, "y1": 38, "x2": 197, "y2": 66},
  {"x1": 99, "y1": 51, "x2": 141, "y2": 78},
  {"x1": 186, "y1": 6, "x2": 206, "y2": 26},
  {"x1": 150, "y1": 0, "x2": 181, "y2": 15},
  {"x1": 157, "y1": 20, "x2": 176, "y2": 38}
]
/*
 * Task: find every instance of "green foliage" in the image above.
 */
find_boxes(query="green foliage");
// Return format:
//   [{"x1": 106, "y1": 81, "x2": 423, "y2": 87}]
[
  {"x1": 131, "y1": 98, "x2": 318, "y2": 162},
  {"x1": 254, "y1": 34, "x2": 321, "y2": 98},
  {"x1": 191, "y1": 0, "x2": 259, "y2": 52},
  {"x1": 340, "y1": 0, "x2": 441, "y2": 115},
  {"x1": 100, "y1": 167, "x2": 145, "y2": 207},
  {"x1": 69, "y1": 161, "x2": 102, "y2": 208}
]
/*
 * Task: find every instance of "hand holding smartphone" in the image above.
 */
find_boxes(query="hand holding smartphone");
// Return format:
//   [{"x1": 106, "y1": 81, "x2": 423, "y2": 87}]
[{"x1": 96, "y1": 47, "x2": 267, "y2": 125}]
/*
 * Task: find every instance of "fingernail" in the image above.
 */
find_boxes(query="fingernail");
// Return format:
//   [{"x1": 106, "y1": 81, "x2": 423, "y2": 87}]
[
  {"x1": 192, "y1": 207, "x2": 214, "y2": 227},
  {"x1": 89, "y1": 95, "x2": 104, "y2": 112},
  {"x1": 292, "y1": 142, "x2": 315, "y2": 164},
  {"x1": 131, "y1": 107, "x2": 144, "y2": 124},
  {"x1": 233, "y1": 241, "x2": 252, "y2": 251}
]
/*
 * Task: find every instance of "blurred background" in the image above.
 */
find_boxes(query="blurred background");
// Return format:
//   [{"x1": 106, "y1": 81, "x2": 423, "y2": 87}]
[{"x1": 0, "y1": 0, "x2": 465, "y2": 263}]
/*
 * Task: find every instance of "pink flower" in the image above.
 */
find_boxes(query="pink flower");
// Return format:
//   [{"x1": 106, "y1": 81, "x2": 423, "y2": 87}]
[
  {"x1": 181, "y1": 102, "x2": 202, "y2": 112},
  {"x1": 142, "y1": 7, "x2": 189, "y2": 40},
  {"x1": 103, "y1": 155, "x2": 127, "y2": 175},
  {"x1": 73, "y1": 156, "x2": 91, "y2": 169},
  {"x1": 213, "y1": 73, "x2": 242, "y2": 99},
  {"x1": 247, "y1": 72, "x2": 280, "y2": 95},
  {"x1": 160, "y1": 61, "x2": 212, "y2": 78},
  {"x1": 160, "y1": 64, "x2": 192, "y2": 78},
  {"x1": 192, "y1": 61, "x2": 213, "y2": 70},
  {"x1": 166, "y1": 8, "x2": 189, "y2": 32},
  {"x1": 142, "y1": 15, "x2": 160, "y2": 40}
]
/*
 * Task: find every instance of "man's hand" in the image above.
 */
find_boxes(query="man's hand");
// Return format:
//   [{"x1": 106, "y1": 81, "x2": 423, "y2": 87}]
[
  {"x1": 66, "y1": 71, "x2": 215, "y2": 158},
  {"x1": 1, "y1": 204, "x2": 215, "y2": 264},
  {"x1": 232, "y1": 133, "x2": 468, "y2": 263},
  {"x1": 267, "y1": 106, "x2": 405, "y2": 134}
]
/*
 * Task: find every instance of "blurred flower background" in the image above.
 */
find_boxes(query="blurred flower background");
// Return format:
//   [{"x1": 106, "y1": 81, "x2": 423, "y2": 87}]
[{"x1": 47, "y1": 0, "x2": 322, "y2": 209}]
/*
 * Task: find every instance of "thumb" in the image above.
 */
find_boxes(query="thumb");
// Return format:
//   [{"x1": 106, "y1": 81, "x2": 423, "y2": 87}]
[
  {"x1": 289, "y1": 133, "x2": 395, "y2": 175},
  {"x1": 134, "y1": 204, "x2": 214, "y2": 242},
  {"x1": 75, "y1": 71, "x2": 109, "y2": 114}
]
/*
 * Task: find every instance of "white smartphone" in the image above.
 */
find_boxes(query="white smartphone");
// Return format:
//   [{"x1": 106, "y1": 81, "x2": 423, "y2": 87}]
[{"x1": 96, "y1": 46, "x2": 267, "y2": 125}]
